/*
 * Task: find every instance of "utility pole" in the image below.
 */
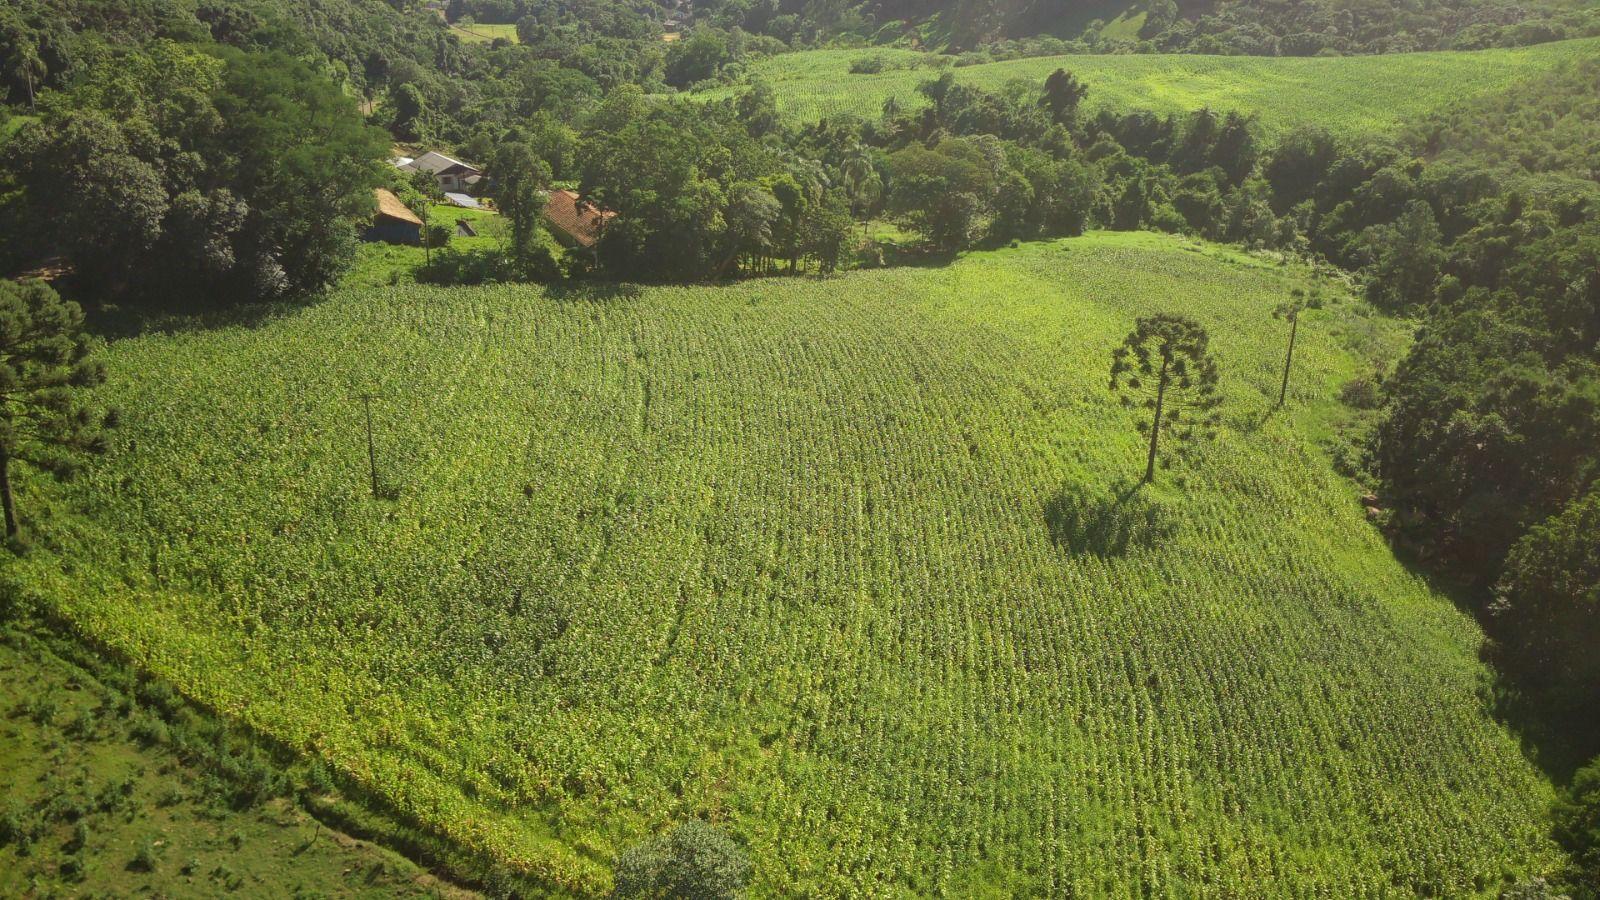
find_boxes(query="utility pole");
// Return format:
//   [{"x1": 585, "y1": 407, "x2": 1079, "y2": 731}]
[
  {"x1": 360, "y1": 393, "x2": 380, "y2": 498},
  {"x1": 1278, "y1": 309, "x2": 1299, "y2": 408}
]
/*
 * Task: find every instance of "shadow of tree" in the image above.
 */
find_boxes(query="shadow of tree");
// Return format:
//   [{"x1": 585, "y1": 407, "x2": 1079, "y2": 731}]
[
  {"x1": 543, "y1": 281, "x2": 645, "y2": 303},
  {"x1": 1236, "y1": 404, "x2": 1276, "y2": 435},
  {"x1": 83, "y1": 294, "x2": 299, "y2": 341},
  {"x1": 1387, "y1": 542, "x2": 1596, "y2": 782},
  {"x1": 1043, "y1": 478, "x2": 1174, "y2": 558}
]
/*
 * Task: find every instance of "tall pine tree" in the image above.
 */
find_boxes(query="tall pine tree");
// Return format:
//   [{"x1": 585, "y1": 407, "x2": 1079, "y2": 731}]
[{"x1": 0, "y1": 280, "x2": 115, "y2": 540}]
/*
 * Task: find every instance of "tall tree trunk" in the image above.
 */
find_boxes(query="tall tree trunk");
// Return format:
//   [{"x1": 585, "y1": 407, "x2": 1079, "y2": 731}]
[
  {"x1": 1278, "y1": 313, "x2": 1298, "y2": 408},
  {"x1": 0, "y1": 451, "x2": 18, "y2": 539},
  {"x1": 1144, "y1": 355, "x2": 1169, "y2": 484}
]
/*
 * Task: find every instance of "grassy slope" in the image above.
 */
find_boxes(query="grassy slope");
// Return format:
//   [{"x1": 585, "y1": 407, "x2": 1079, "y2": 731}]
[
  {"x1": 5, "y1": 233, "x2": 1561, "y2": 895},
  {"x1": 449, "y1": 23, "x2": 519, "y2": 44},
  {"x1": 1097, "y1": 10, "x2": 1147, "y2": 41},
  {"x1": 701, "y1": 37, "x2": 1600, "y2": 134},
  {"x1": 0, "y1": 631, "x2": 468, "y2": 898}
]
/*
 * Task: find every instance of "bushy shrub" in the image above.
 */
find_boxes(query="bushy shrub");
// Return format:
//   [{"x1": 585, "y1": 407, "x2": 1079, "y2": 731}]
[
  {"x1": 1339, "y1": 375, "x2": 1383, "y2": 410},
  {"x1": 1554, "y1": 761, "x2": 1600, "y2": 892},
  {"x1": 612, "y1": 820, "x2": 750, "y2": 900},
  {"x1": 426, "y1": 222, "x2": 454, "y2": 251}
]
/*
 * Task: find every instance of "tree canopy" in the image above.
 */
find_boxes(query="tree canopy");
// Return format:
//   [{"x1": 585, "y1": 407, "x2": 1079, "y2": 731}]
[
  {"x1": 1108, "y1": 314, "x2": 1222, "y2": 483},
  {"x1": 0, "y1": 279, "x2": 113, "y2": 540},
  {"x1": 2, "y1": 41, "x2": 388, "y2": 307}
]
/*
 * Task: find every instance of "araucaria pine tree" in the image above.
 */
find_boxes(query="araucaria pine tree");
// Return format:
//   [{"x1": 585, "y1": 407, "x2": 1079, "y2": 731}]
[
  {"x1": 0, "y1": 280, "x2": 116, "y2": 540},
  {"x1": 1108, "y1": 314, "x2": 1222, "y2": 483}
]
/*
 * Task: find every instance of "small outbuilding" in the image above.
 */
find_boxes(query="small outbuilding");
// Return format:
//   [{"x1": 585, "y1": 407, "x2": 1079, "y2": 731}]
[
  {"x1": 443, "y1": 192, "x2": 481, "y2": 209},
  {"x1": 455, "y1": 218, "x2": 478, "y2": 237},
  {"x1": 365, "y1": 189, "x2": 423, "y2": 245}
]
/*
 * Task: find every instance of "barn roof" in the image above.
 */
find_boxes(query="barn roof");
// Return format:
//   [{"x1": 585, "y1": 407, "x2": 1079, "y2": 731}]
[
  {"x1": 374, "y1": 188, "x2": 423, "y2": 226},
  {"x1": 544, "y1": 189, "x2": 615, "y2": 248},
  {"x1": 405, "y1": 151, "x2": 482, "y2": 177}
]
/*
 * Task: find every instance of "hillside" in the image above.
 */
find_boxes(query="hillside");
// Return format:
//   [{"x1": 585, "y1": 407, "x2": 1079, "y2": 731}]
[
  {"x1": 0, "y1": 632, "x2": 469, "y2": 897},
  {"x1": 3, "y1": 233, "x2": 1562, "y2": 895},
  {"x1": 697, "y1": 37, "x2": 1600, "y2": 133},
  {"x1": 859, "y1": 0, "x2": 1599, "y2": 51}
]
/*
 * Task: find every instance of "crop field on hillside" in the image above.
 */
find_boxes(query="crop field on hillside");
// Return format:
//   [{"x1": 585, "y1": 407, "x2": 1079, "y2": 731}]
[
  {"x1": 6, "y1": 233, "x2": 1560, "y2": 895},
  {"x1": 697, "y1": 38, "x2": 1600, "y2": 134}
]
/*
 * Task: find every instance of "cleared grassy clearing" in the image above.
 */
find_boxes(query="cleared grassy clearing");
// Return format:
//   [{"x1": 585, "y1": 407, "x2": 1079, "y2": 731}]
[
  {"x1": 349, "y1": 202, "x2": 503, "y2": 289},
  {"x1": 5, "y1": 232, "x2": 1560, "y2": 895},
  {"x1": 0, "y1": 632, "x2": 467, "y2": 898},
  {"x1": 450, "y1": 23, "x2": 519, "y2": 44},
  {"x1": 698, "y1": 37, "x2": 1600, "y2": 135}
]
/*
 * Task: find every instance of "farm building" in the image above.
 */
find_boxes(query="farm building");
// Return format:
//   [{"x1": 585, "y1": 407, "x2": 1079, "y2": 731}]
[
  {"x1": 544, "y1": 189, "x2": 615, "y2": 248},
  {"x1": 398, "y1": 151, "x2": 484, "y2": 193},
  {"x1": 364, "y1": 189, "x2": 423, "y2": 245}
]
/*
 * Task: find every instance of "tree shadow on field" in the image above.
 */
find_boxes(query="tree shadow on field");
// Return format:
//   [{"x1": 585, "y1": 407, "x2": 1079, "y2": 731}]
[
  {"x1": 82, "y1": 294, "x2": 300, "y2": 341},
  {"x1": 1236, "y1": 404, "x2": 1277, "y2": 436},
  {"x1": 1043, "y1": 478, "x2": 1175, "y2": 558},
  {"x1": 543, "y1": 282, "x2": 644, "y2": 304},
  {"x1": 1387, "y1": 540, "x2": 1594, "y2": 782}
]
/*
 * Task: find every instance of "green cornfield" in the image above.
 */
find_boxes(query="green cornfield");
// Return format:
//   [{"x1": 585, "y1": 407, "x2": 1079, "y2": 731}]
[
  {"x1": 695, "y1": 37, "x2": 1600, "y2": 135},
  {"x1": 7, "y1": 233, "x2": 1560, "y2": 895}
]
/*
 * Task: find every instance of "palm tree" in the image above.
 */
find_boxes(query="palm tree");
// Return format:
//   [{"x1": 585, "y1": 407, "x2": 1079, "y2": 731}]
[
  {"x1": 12, "y1": 42, "x2": 45, "y2": 111},
  {"x1": 837, "y1": 142, "x2": 882, "y2": 241}
]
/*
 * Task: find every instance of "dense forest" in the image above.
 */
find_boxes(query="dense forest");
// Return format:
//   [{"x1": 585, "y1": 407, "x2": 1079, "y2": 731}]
[{"x1": 1, "y1": 0, "x2": 1598, "y2": 894}]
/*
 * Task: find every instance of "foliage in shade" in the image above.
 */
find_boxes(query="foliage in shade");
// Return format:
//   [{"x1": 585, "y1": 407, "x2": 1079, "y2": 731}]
[
  {"x1": 1492, "y1": 487, "x2": 1600, "y2": 748},
  {"x1": 0, "y1": 280, "x2": 114, "y2": 538},
  {"x1": 2, "y1": 41, "x2": 388, "y2": 307},
  {"x1": 1554, "y1": 757, "x2": 1600, "y2": 894}
]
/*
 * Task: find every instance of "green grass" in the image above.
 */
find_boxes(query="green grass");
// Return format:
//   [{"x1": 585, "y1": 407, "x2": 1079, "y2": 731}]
[
  {"x1": 0, "y1": 113, "x2": 36, "y2": 143},
  {"x1": 5, "y1": 232, "x2": 1562, "y2": 895},
  {"x1": 1097, "y1": 10, "x2": 1146, "y2": 42},
  {"x1": 699, "y1": 37, "x2": 1600, "y2": 135},
  {"x1": 349, "y1": 202, "x2": 503, "y2": 289},
  {"x1": 449, "y1": 23, "x2": 519, "y2": 44},
  {"x1": 0, "y1": 631, "x2": 466, "y2": 898}
]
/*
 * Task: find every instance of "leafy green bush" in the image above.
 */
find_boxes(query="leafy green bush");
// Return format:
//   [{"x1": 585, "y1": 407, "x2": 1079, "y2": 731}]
[
  {"x1": 613, "y1": 820, "x2": 750, "y2": 900},
  {"x1": 1555, "y1": 759, "x2": 1600, "y2": 894}
]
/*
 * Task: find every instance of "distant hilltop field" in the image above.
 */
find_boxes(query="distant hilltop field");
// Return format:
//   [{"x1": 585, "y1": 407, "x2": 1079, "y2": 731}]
[{"x1": 694, "y1": 37, "x2": 1600, "y2": 135}]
